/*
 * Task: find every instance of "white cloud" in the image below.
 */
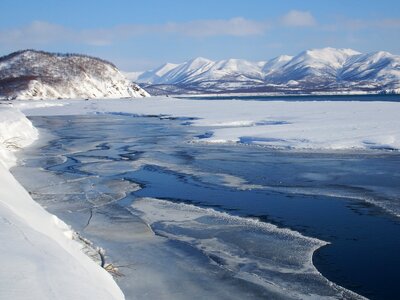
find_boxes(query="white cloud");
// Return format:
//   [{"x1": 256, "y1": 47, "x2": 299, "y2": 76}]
[
  {"x1": 320, "y1": 17, "x2": 400, "y2": 32},
  {"x1": 168, "y1": 17, "x2": 268, "y2": 37},
  {"x1": 0, "y1": 21, "x2": 74, "y2": 46},
  {"x1": 96, "y1": 17, "x2": 269, "y2": 38},
  {"x1": 0, "y1": 18, "x2": 269, "y2": 49},
  {"x1": 379, "y1": 18, "x2": 400, "y2": 28},
  {"x1": 281, "y1": 10, "x2": 317, "y2": 27},
  {"x1": 348, "y1": 18, "x2": 400, "y2": 30}
]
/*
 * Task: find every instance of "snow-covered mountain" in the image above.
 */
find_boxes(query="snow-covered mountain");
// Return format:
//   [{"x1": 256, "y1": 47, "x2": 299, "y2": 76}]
[
  {"x1": 132, "y1": 47, "x2": 400, "y2": 95},
  {"x1": 0, "y1": 50, "x2": 149, "y2": 100},
  {"x1": 266, "y1": 48, "x2": 361, "y2": 84}
]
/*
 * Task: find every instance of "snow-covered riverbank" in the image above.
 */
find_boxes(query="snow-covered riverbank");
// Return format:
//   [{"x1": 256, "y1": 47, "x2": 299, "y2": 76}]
[{"x1": 0, "y1": 106, "x2": 124, "y2": 300}]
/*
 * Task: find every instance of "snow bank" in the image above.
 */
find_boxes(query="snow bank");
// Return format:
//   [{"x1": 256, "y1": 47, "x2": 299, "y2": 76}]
[
  {"x1": 0, "y1": 107, "x2": 38, "y2": 168},
  {"x1": 15, "y1": 97, "x2": 400, "y2": 151},
  {"x1": 0, "y1": 106, "x2": 124, "y2": 300}
]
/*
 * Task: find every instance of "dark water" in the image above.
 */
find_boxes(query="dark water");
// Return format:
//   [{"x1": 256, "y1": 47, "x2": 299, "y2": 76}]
[
  {"x1": 178, "y1": 94, "x2": 400, "y2": 102},
  {"x1": 13, "y1": 114, "x2": 400, "y2": 299}
]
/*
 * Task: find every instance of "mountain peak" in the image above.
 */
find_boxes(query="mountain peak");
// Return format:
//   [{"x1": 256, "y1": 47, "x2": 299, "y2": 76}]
[
  {"x1": 369, "y1": 50, "x2": 393, "y2": 59},
  {"x1": 276, "y1": 55, "x2": 293, "y2": 62},
  {"x1": 304, "y1": 47, "x2": 361, "y2": 56},
  {"x1": 154, "y1": 62, "x2": 180, "y2": 76},
  {"x1": 262, "y1": 55, "x2": 293, "y2": 74},
  {"x1": 189, "y1": 57, "x2": 213, "y2": 62},
  {"x1": 283, "y1": 47, "x2": 362, "y2": 73},
  {"x1": 186, "y1": 57, "x2": 214, "y2": 67}
]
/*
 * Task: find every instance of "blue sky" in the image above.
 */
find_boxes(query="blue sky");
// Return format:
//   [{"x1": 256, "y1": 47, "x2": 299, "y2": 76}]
[{"x1": 0, "y1": 0, "x2": 399, "y2": 70}]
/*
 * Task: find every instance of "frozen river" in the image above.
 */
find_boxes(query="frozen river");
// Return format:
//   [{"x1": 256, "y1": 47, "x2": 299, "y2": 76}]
[{"x1": 12, "y1": 113, "x2": 400, "y2": 299}]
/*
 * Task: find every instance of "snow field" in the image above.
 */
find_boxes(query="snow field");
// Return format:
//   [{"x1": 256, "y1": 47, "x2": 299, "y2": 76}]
[{"x1": 15, "y1": 97, "x2": 400, "y2": 151}]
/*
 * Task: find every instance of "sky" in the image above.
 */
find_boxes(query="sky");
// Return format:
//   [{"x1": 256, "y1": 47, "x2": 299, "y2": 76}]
[{"x1": 0, "y1": 0, "x2": 399, "y2": 71}]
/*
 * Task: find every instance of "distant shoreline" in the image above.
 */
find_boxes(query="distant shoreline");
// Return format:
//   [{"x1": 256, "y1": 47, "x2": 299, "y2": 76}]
[{"x1": 173, "y1": 92, "x2": 400, "y2": 100}]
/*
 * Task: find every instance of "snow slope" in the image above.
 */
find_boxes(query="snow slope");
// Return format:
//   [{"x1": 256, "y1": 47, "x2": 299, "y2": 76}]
[
  {"x1": 262, "y1": 55, "x2": 293, "y2": 76},
  {"x1": 0, "y1": 106, "x2": 124, "y2": 300},
  {"x1": 133, "y1": 62, "x2": 180, "y2": 84},
  {"x1": 133, "y1": 48, "x2": 400, "y2": 94},
  {"x1": 157, "y1": 57, "x2": 215, "y2": 85},
  {"x1": 0, "y1": 50, "x2": 149, "y2": 100}
]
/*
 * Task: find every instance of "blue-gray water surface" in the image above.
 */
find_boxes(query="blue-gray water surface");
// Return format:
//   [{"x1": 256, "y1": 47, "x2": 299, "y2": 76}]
[{"x1": 13, "y1": 111, "x2": 400, "y2": 299}]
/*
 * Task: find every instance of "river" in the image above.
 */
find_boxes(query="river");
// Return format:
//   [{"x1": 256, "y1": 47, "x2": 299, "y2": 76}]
[{"x1": 12, "y1": 112, "x2": 400, "y2": 299}]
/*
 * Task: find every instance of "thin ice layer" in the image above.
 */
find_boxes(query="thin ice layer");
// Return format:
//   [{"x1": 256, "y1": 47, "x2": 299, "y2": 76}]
[{"x1": 132, "y1": 197, "x2": 364, "y2": 299}]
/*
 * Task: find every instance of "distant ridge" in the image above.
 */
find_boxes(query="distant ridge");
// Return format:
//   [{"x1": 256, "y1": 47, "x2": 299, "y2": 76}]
[
  {"x1": 0, "y1": 49, "x2": 118, "y2": 68},
  {"x1": 128, "y1": 47, "x2": 400, "y2": 95},
  {"x1": 0, "y1": 49, "x2": 149, "y2": 100}
]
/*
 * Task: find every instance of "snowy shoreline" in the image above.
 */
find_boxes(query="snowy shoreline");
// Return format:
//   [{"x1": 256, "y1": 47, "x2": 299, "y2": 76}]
[
  {"x1": 0, "y1": 106, "x2": 124, "y2": 300},
  {"x1": 173, "y1": 90, "x2": 383, "y2": 98}
]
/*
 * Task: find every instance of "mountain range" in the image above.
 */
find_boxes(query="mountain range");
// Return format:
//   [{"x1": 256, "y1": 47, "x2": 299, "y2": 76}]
[
  {"x1": 126, "y1": 48, "x2": 400, "y2": 95},
  {"x1": 0, "y1": 50, "x2": 149, "y2": 100}
]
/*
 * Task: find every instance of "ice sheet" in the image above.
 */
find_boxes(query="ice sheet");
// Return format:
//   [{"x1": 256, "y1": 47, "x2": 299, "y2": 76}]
[
  {"x1": 132, "y1": 197, "x2": 363, "y2": 299},
  {"x1": 14, "y1": 97, "x2": 400, "y2": 151}
]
